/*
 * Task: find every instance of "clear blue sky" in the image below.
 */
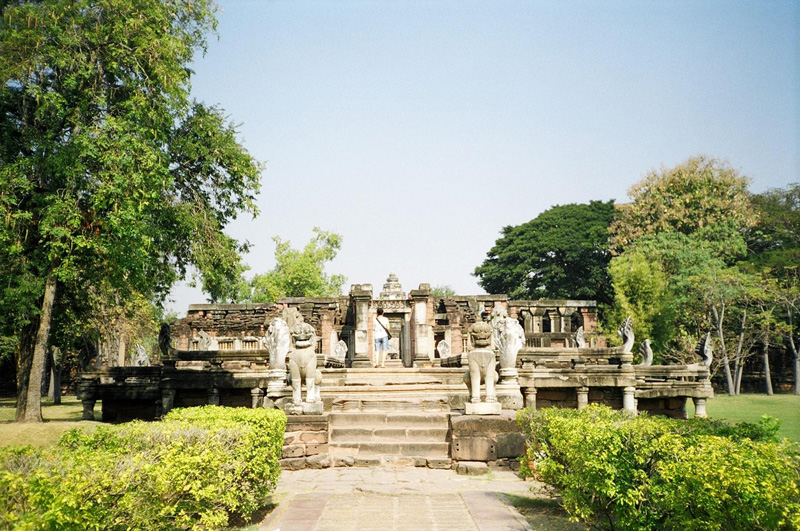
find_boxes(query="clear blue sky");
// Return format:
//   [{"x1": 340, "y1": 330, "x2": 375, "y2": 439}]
[{"x1": 168, "y1": 0, "x2": 799, "y2": 314}]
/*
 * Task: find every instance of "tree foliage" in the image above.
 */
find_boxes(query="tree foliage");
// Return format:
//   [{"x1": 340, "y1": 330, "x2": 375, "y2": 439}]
[
  {"x1": 0, "y1": 0, "x2": 261, "y2": 420},
  {"x1": 474, "y1": 201, "x2": 616, "y2": 303},
  {"x1": 236, "y1": 228, "x2": 346, "y2": 303},
  {"x1": 609, "y1": 155, "x2": 756, "y2": 251}
]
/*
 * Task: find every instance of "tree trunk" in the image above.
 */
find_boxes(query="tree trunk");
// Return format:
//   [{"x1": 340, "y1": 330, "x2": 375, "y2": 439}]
[
  {"x1": 711, "y1": 305, "x2": 735, "y2": 395},
  {"x1": 732, "y1": 309, "x2": 747, "y2": 396},
  {"x1": 14, "y1": 323, "x2": 37, "y2": 421},
  {"x1": 788, "y1": 309, "x2": 799, "y2": 395},
  {"x1": 762, "y1": 336, "x2": 773, "y2": 396},
  {"x1": 21, "y1": 274, "x2": 57, "y2": 423}
]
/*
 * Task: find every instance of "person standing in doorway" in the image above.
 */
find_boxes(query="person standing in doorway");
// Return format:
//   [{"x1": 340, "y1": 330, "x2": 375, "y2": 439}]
[{"x1": 373, "y1": 308, "x2": 390, "y2": 368}]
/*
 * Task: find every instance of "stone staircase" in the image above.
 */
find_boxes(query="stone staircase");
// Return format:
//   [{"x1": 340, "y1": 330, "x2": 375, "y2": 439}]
[{"x1": 327, "y1": 399, "x2": 453, "y2": 468}]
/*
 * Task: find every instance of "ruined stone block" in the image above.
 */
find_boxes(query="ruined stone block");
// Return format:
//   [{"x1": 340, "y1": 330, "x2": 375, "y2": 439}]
[
  {"x1": 452, "y1": 436, "x2": 497, "y2": 461},
  {"x1": 279, "y1": 457, "x2": 307, "y2": 470},
  {"x1": 300, "y1": 431, "x2": 328, "y2": 444},
  {"x1": 305, "y1": 443, "x2": 329, "y2": 455},
  {"x1": 281, "y1": 445, "x2": 306, "y2": 459},
  {"x1": 456, "y1": 461, "x2": 489, "y2": 476},
  {"x1": 496, "y1": 433, "x2": 526, "y2": 458},
  {"x1": 306, "y1": 454, "x2": 331, "y2": 469}
]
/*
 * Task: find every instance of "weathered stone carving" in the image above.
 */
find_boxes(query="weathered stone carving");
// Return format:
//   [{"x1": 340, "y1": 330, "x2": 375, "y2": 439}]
[
  {"x1": 638, "y1": 339, "x2": 653, "y2": 366},
  {"x1": 158, "y1": 323, "x2": 176, "y2": 359},
  {"x1": 617, "y1": 316, "x2": 634, "y2": 353},
  {"x1": 574, "y1": 326, "x2": 586, "y2": 348},
  {"x1": 132, "y1": 343, "x2": 150, "y2": 366},
  {"x1": 288, "y1": 316, "x2": 322, "y2": 406},
  {"x1": 491, "y1": 307, "x2": 525, "y2": 371},
  {"x1": 436, "y1": 339, "x2": 451, "y2": 359},
  {"x1": 463, "y1": 319, "x2": 500, "y2": 413},
  {"x1": 695, "y1": 332, "x2": 713, "y2": 367},
  {"x1": 264, "y1": 318, "x2": 290, "y2": 371},
  {"x1": 326, "y1": 339, "x2": 347, "y2": 368},
  {"x1": 197, "y1": 330, "x2": 218, "y2": 351}
]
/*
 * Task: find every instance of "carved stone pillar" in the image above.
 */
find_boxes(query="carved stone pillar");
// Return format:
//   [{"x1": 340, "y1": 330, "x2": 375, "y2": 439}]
[
  {"x1": 623, "y1": 386, "x2": 636, "y2": 413},
  {"x1": 524, "y1": 387, "x2": 537, "y2": 410},
  {"x1": 410, "y1": 284, "x2": 433, "y2": 366},
  {"x1": 577, "y1": 387, "x2": 589, "y2": 410},
  {"x1": 161, "y1": 389, "x2": 176, "y2": 415},
  {"x1": 251, "y1": 387, "x2": 264, "y2": 408},
  {"x1": 208, "y1": 387, "x2": 220, "y2": 406},
  {"x1": 350, "y1": 284, "x2": 373, "y2": 368},
  {"x1": 81, "y1": 399, "x2": 96, "y2": 420},
  {"x1": 693, "y1": 397, "x2": 708, "y2": 418}
]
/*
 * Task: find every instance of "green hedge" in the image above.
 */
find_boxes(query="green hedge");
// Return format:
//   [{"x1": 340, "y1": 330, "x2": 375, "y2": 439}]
[
  {"x1": 518, "y1": 405, "x2": 800, "y2": 531},
  {"x1": 0, "y1": 406, "x2": 286, "y2": 530}
]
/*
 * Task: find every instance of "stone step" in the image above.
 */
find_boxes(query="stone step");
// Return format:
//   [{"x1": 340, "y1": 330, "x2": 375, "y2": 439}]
[
  {"x1": 328, "y1": 441, "x2": 451, "y2": 458},
  {"x1": 330, "y1": 426, "x2": 451, "y2": 443},
  {"x1": 329, "y1": 397, "x2": 452, "y2": 412},
  {"x1": 328, "y1": 411, "x2": 451, "y2": 428}
]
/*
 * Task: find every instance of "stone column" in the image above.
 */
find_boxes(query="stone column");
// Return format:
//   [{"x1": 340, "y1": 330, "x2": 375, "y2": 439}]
[
  {"x1": 577, "y1": 387, "x2": 589, "y2": 410},
  {"x1": 208, "y1": 387, "x2": 220, "y2": 406},
  {"x1": 622, "y1": 386, "x2": 636, "y2": 413},
  {"x1": 524, "y1": 387, "x2": 537, "y2": 410},
  {"x1": 81, "y1": 399, "x2": 96, "y2": 420},
  {"x1": 401, "y1": 312, "x2": 412, "y2": 367},
  {"x1": 350, "y1": 284, "x2": 373, "y2": 368},
  {"x1": 251, "y1": 387, "x2": 264, "y2": 408},
  {"x1": 693, "y1": 397, "x2": 708, "y2": 418},
  {"x1": 161, "y1": 389, "x2": 176, "y2": 415},
  {"x1": 410, "y1": 284, "x2": 433, "y2": 366}
]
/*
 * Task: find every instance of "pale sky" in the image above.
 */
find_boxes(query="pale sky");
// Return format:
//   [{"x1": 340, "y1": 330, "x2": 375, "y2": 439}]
[{"x1": 167, "y1": 0, "x2": 799, "y2": 315}]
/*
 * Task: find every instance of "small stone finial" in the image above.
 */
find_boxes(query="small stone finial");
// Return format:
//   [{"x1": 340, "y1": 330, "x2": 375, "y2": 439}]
[
  {"x1": 379, "y1": 273, "x2": 406, "y2": 300},
  {"x1": 695, "y1": 332, "x2": 713, "y2": 367},
  {"x1": 638, "y1": 339, "x2": 653, "y2": 366},
  {"x1": 574, "y1": 326, "x2": 586, "y2": 348}
]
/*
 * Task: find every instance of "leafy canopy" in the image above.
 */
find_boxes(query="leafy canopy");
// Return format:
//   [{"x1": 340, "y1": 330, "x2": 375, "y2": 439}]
[
  {"x1": 474, "y1": 201, "x2": 615, "y2": 303},
  {"x1": 236, "y1": 228, "x2": 346, "y2": 303}
]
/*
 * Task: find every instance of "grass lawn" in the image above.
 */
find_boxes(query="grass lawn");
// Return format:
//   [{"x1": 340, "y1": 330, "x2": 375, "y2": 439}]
[
  {"x1": 688, "y1": 393, "x2": 800, "y2": 442},
  {"x1": 0, "y1": 395, "x2": 102, "y2": 447}
]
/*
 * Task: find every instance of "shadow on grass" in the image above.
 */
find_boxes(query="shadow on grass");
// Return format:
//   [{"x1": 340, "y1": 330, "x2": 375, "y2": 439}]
[{"x1": 504, "y1": 493, "x2": 588, "y2": 531}]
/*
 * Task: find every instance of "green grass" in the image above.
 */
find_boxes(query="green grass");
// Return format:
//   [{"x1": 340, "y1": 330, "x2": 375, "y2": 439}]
[
  {"x1": 688, "y1": 393, "x2": 800, "y2": 442},
  {"x1": 0, "y1": 395, "x2": 101, "y2": 447},
  {"x1": 505, "y1": 494, "x2": 588, "y2": 531}
]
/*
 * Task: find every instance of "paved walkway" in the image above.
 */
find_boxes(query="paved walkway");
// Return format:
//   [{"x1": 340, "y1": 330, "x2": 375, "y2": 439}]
[{"x1": 259, "y1": 467, "x2": 539, "y2": 531}]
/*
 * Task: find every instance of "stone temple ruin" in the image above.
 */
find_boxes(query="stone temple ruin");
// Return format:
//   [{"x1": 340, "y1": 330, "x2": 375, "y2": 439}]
[{"x1": 79, "y1": 274, "x2": 713, "y2": 469}]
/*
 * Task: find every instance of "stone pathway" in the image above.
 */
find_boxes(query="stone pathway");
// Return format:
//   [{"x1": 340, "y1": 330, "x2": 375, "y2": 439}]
[{"x1": 259, "y1": 467, "x2": 538, "y2": 530}]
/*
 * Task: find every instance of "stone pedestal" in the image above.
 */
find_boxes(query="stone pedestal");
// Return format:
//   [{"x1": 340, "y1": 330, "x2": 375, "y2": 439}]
[
  {"x1": 623, "y1": 386, "x2": 636, "y2": 413},
  {"x1": 496, "y1": 382, "x2": 524, "y2": 410},
  {"x1": 285, "y1": 401, "x2": 324, "y2": 416},
  {"x1": 466, "y1": 401, "x2": 502, "y2": 415},
  {"x1": 577, "y1": 386, "x2": 589, "y2": 410},
  {"x1": 693, "y1": 397, "x2": 707, "y2": 418},
  {"x1": 267, "y1": 369, "x2": 288, "y2": 398}
]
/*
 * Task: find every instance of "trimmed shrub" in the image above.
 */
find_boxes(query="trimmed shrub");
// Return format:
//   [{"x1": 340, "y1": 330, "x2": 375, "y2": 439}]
[
  {"x1": 0, "y1": 406, "x2": 286, "y2": 530},
  {"x1": 518, "y1": 405, "x2": 800, "y2": 531}
]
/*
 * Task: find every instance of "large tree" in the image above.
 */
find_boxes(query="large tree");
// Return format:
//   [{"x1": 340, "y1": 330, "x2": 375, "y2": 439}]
[
  {"x1": 474, "y1": 201, "x2": 616, "y2": 303},
  {"x1": 0, "y1": 0, "x2": 261, "y2": 421},
  {"x1": 236, "y1": 228, "x2": 346, "y2": 303},
  {"x1": 609, "y1": 155, "x2": 756, "y2": 252}
]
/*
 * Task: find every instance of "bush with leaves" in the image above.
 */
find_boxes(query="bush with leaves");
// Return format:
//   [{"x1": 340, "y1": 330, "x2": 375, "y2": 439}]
[
  {"x1": 0, "y1": 406, "x2": 286, "y2": 530},
  {"x1": 518, "y1": 405, "x2": 800, "y2": 531}
]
